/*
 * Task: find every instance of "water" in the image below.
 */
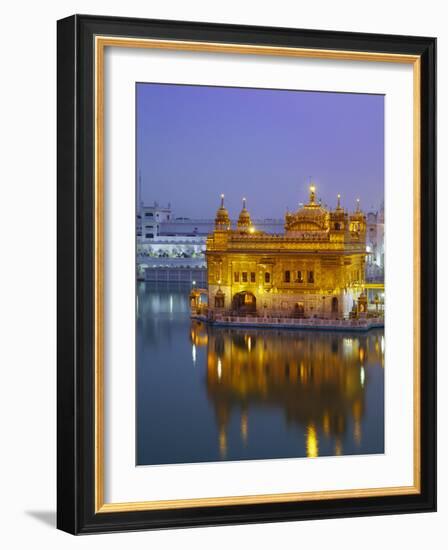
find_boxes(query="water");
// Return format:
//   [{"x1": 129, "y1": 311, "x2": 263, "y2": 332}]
[{"x1": 137, "y1": 282, "x2": 384, "y2": 465}]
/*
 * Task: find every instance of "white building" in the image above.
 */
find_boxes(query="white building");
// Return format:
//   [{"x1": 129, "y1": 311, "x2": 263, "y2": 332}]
[
  {"x1": 365, "y1": 203, "x2": 384, "y2": 280},
  {"x1": 137, "y1": 202, "x2": 172, "y2": 241}
]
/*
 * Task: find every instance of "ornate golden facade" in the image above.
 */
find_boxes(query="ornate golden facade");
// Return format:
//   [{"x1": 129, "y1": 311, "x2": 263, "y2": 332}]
[{"x1": 205, "y1": 186, "x2": 367, "y2": 319}]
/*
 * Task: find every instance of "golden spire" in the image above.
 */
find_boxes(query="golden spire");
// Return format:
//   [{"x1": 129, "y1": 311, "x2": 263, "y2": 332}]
[
  {"x1": 337, "y1": 193, "x2": 341, "y2": 209},
  {"x1": 237, "y1": 196, "x2": 252, "y2": 232},
  {"x1": 214, "y1": 193, "x2": 230, "y2": 230}
]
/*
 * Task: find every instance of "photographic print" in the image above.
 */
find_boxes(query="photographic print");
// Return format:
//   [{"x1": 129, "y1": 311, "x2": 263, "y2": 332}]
[
  {"x1": 57, "y1": 16, "x2": 436, "y2": 533},
  {"x1": 136, "y1": 83, "x2": 385, "y2": 466}
]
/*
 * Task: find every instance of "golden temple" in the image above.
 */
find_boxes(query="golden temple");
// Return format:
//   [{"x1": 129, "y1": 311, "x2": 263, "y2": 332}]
[{"x1": 198, "y1": 185, "x2": 369, "y2": 320}]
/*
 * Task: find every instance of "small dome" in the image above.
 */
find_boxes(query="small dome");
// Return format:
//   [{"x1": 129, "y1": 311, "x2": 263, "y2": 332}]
[
  {"x1": 214, "y1": 194, "x2": 230, "y2": 230},
  {"x1": 237, "y1": 198, "x2": 252, "y2": 231}
]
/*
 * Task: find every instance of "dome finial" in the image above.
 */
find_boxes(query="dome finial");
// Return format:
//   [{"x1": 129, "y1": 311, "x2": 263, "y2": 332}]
[
  {"x1": 337, "y1": 193, "x2": 341, "y2": 209},
  {"x1": 309, "y1": 184, "x2": 316, "y2": 204},
  {"x1": 356, "y1": 197, "x2": 360, "y2": 212},
  {"x1": 220, "y1": 193, "x2": 225, "y2": 208},
  {"x1": 242, "y1": 197, "x2": 246, "y2": 209}
]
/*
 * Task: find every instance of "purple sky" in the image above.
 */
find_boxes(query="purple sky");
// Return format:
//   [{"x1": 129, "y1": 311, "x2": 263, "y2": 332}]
[{"x1": 136, "y1": 83, "x2": 384, "y2": 219}]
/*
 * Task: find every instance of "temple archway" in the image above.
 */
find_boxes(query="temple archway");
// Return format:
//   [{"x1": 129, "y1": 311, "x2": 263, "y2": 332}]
[
  {"x1": 232, "y1": 291, "x2": 257, "y2": 314},
  {"x1": 331, "y1": 297, "x2": 339, "y2": 314}
]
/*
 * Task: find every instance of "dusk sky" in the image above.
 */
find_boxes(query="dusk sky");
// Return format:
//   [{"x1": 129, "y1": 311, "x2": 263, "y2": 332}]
[{"x1": 136, "y1": 83, "x2": 384, "y2": 219}]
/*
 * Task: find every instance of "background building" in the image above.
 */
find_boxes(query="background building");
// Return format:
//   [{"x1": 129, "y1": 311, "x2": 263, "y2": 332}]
[
  {"x1": 365, "y1": 203, "x2": 385, "y2": 282},
  {"x1": 137, "y1": 201, "x2": 284, "y2": 284}
]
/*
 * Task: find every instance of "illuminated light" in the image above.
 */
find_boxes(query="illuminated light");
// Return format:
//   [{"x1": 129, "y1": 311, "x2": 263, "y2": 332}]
[
  {"x1": 322, "y1": 412, "x2": 330, "y2": 436},
  {"x1": 192, "y1": 280, "x2": 196, "y2": 286},
  {"x1": 360, "y1": 366, "x2": 365, "y2": 387},
  {"x1": 219, "y1": 428, "x2": 227, "y2": 458},
  {"x1": 247, "y1": 337, "x2": 252, "y2": 352},
  {"x1": 217, "y1": 279, "x2": 221, "y2": 285},
  {"x1": 169, "y1": 295, "x2": 173, "y2": 313},
  {"x1": 241, "y1": 412, "x2": 248, "y2": 444},
  {"x1": 310, "y1": 185, "x2": 316, "y2": 192},
  {"x1": 381, "y1": 336, "x2": 385, "y2": 354},
  {"x1": 192, "y1": 344, "x2": 196, "y2": 364},
  {"x1": 366, "y1": 245, "x2": 371, "y2": 253},
  {"x1": 354, "y1": 420, "x2": 362, "y2": 446},
  {"x1": 249, "y1": 226, "x2": 255, "y2": 234},
  {"x1": 306, "y1": 423, "x2": 319, "y2": 458},
  {"x1": 335, "y1": 439, "x2": 342, "y2": 456},
  {"x1": 359, "y1": 347, "x2": 365, "y2": 362},
  {"x1": 217, "y1": 358, "x2": 222, "y2": 380}
]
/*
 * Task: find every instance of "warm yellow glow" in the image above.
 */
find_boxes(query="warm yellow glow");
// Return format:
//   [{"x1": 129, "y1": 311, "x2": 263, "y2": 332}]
[
  {"x1": 306, "y1": 423, "x2": 319, "y2": 458},
  {"x1": 249, "y1": 226, "x2": 255, "y2": 233},
  {"x1": 310, "y1": 185, "x2": 316, "y2": 192},
  {"x1": 219, "y1": 428, "x2": 227, "y2": 458},
  {"x1": 354, "y1": 420, "x2": 362, "y2": 446},
  {"x1": 241, "y1": 412, "x2": 248, "y2": 444},
  {"x1": 322, "y1": 411, "x2": 330, "y2": 436},
  {"x1": 335, "y1": 438, "x2": 342, "y2": 456}
]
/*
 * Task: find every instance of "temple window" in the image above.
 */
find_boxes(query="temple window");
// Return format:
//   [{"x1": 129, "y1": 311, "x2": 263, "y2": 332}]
[
  {"x1": 264, "y1": 272, "x2": 271, "y2": 284},
  {"x1": 308, "y1": 270, "x2": 314, "y2": 284},
  {"x1": 297, "y1": 270, "x2": 303, "y2": 283},
  {"x1": 250, "y1": 272, "x2": 256, "y2": 283},
  {"x1": 234, "y1": 272, "x2": 240, "y2": 283},
  {"x1": 242, "y1": 272, "x2": 248, "y2": 283},
  {"x1": 284, "y1": 270, "x2": 291, "y2": 283}
]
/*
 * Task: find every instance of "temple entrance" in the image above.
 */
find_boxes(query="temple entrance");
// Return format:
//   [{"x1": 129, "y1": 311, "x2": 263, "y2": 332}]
[
  {"x1": 232, "y1": 291, "x2": 256, "y2": 314},
  {"x1": 331, "y1": 297, "x2": 339, "y2": 315},
  {"x1": 293, "y1": 302, "x2": 305, "y2": 318}
]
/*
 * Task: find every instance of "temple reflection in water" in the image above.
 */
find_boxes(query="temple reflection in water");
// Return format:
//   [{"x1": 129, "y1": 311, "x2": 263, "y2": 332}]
[
  {"x1": 190, "y1": 320, "x2": 384, "y2": 459},
  {"x1": 137, "y1": 284, "x2": 384, "y2": 466}
]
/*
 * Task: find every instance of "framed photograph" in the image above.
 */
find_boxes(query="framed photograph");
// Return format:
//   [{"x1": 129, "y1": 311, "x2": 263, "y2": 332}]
[{"x1": 57, "y1": 14, "x2": 436, "y2": 534}]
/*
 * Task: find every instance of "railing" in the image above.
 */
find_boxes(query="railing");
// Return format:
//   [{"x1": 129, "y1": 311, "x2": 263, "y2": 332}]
[{"x1": 209, "y1": 315, "x2": 383, "y2": 329}]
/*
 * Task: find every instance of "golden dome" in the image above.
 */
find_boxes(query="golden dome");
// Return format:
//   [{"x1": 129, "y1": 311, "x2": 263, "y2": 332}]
[
  {"x1": 214, "y1": 194, "x2": 230, "y2": 230},
  {"x1": 285, "y1": 185, "x2": 330, "y2": 232},
  {"x1": 237, "y1": 198, "x2": 252, "y2": 231}
]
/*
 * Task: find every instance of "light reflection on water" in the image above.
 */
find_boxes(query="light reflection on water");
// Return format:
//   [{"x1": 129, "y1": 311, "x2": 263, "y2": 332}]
[{"x1": 137, "y1": 283, "x2": 384, "y2": 466}]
